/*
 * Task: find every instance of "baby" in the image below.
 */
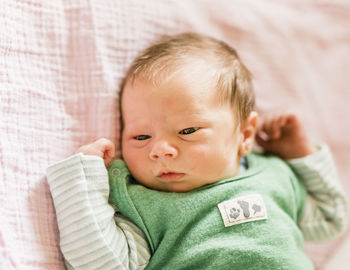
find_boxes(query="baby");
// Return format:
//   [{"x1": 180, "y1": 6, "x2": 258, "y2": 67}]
[{"x1": 47, "y1": 33, "x2": 347, "y2": 270}]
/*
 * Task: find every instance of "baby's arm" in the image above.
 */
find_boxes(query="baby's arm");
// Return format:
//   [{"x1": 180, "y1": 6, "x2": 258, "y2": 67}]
[
  {"x1": 256, "y1": 113, "x2": 347, "y2": 241},
  {"x1": 288, "y1": 145, "x2": 347, "y2": 241},
  {"x1": 47, "y1": 139, "x2": 150, "y2": 270}
]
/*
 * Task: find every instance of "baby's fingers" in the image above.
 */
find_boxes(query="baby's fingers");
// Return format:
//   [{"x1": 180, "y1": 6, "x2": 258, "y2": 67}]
[
  {"x1": 95, "y1": 138, "x2": 116, "y2": 165},
  {"x1": 283, "y1": 113, "x2": 299, "y2": 128},
  {"x1": 76, "y1": 138, "x2": 116, "y2": 166},
  {"x1": 76, "y1": 143, "x2": 103, "y2": 157},
  {"x1": 260, "y1": 116, "x2": 281, "y2": 140},
  {"x1": 95, "y1": 138, "x2": 115, "y2": 154}
]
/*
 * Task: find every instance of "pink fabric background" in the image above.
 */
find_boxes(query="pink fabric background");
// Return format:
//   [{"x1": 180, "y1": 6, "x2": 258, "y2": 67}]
[{"x1": 1, "y1": 0, "x2": 349, "y2": 269}]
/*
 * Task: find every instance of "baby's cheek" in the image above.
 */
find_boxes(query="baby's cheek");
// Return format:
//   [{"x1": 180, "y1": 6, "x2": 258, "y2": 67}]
[
  {"x1": 187, "y1": 145, "x2": 215, "y2": 171},
  {"x1": 123, "y1": 151, "x2": 143, "y2": 175}
]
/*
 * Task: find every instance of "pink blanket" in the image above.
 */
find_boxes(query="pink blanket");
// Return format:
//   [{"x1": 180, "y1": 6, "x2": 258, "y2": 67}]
[{"x1": 1, "y1": 0, "x2": 349, "y2": 269}]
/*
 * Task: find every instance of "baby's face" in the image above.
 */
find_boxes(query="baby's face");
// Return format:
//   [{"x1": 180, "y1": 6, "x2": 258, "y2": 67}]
[{"x1": 121, "y1": 74, "x2": 243, "y2": 192}]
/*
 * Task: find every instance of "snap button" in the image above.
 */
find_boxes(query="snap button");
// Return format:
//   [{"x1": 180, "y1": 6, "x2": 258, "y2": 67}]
[{"x1": 112, "y1": 168, "x2": 121, "y2": 177}]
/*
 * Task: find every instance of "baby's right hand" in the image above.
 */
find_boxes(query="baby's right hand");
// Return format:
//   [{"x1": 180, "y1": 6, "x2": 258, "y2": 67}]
[{"x1": 76, "y1": 138, "x2": 116, "y2": 166}]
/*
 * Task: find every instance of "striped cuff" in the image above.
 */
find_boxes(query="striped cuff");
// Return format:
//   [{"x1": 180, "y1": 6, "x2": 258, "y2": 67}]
[{"x1": 287, "y1": 145, "x2": 348, "y2": 242}]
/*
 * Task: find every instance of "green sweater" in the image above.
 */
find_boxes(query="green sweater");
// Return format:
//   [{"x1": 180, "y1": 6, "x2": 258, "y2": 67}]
[{"x1": 108, "y1": 152, "x2": 313, "y2": 270}]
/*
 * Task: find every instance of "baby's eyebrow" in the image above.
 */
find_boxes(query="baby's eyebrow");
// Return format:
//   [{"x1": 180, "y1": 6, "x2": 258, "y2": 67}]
[
  {"x1": 122, "y1": 124, "x2": 149, "y2": 134},
  {"x1": 179, "y1": 114, "x2": 213, "y2": 124}
]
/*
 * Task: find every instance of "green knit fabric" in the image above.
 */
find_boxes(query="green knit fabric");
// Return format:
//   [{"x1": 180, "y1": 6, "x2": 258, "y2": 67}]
[{"x1": 108, "y1": 152, "x2": 313, "y2": 270}]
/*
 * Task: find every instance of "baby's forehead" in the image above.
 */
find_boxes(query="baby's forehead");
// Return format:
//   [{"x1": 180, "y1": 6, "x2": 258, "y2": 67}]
[{"x1": 123, "y1": 73, "x2": 240, "y2": 119}]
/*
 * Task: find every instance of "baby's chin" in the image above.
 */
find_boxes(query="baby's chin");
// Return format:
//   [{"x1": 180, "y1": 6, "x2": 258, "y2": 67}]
[{"x1": 162, "y1": 184, "x2": 196, "y2": 193}]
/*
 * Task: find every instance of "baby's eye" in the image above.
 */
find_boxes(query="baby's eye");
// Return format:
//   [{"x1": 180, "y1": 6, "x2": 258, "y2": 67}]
[
  {"x1": 134, "y1": 135, "x2": 151, "y2": 141},
  {"x1": 179, "y1": 127, "x2": 200, "y2": 135}
]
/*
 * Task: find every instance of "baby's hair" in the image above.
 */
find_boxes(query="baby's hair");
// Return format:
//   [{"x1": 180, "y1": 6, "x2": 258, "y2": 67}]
[{"x1": 122, "y1": 32, "x2": 255, "y2": 121}]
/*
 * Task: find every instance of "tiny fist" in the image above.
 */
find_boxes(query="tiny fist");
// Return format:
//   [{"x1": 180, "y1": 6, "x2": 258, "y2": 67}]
[
  {"x1": 75, "y1": 138, "x2": 116, "y2": 164},
  {"x1": 94, "y1": 138, "x2": 116, "y2": 165}
]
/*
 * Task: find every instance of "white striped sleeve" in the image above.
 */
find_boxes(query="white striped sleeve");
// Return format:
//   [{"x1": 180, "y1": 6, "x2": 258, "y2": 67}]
[
  {"x1": 47, "y1": 154, "x2": 151, "y2": 270},
  {"x1": 287, "y1": 145, "x2": 348, "y2": 242}
]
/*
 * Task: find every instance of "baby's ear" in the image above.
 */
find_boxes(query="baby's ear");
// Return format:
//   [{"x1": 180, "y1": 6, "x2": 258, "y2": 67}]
[{"x1": 239, "y1": 111, "x2": 258, "y2": 156}]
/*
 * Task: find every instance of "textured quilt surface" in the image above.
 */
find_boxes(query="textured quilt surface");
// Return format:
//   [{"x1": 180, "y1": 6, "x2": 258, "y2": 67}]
[{"x1": 1, "y1": 0, "x2": 350, "y2": 269}]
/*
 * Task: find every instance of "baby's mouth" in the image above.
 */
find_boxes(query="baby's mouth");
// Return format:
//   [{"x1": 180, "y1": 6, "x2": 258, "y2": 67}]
[{"x1": 157, "y1": 171, "x2": 185, "y2": 182}]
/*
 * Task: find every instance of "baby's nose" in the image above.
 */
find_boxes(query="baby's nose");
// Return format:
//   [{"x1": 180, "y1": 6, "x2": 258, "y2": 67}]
[{"x1": 149, "y1": 141, "x2": 178, "y2": 160}]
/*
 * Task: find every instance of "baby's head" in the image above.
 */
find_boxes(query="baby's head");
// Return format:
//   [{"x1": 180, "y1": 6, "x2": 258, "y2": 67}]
[{"x1": 120, "y1": 33, "x2": 258, "y2": 192}]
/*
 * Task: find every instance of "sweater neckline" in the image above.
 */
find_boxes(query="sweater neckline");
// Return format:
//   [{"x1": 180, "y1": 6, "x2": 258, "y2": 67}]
[{"x1": 195, "y1": 152, "x2": 265, "y2": 192}]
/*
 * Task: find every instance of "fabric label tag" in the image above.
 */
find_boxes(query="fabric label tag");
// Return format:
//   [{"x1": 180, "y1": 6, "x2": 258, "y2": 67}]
[{"x1": 217, "y1": 194, "x2": 267, "y2": 227}]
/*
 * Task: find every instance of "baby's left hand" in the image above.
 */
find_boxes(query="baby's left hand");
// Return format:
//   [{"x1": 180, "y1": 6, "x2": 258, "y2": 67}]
[{"x1": 255, "y1": 113, "x2": 316, "y2": 159}]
